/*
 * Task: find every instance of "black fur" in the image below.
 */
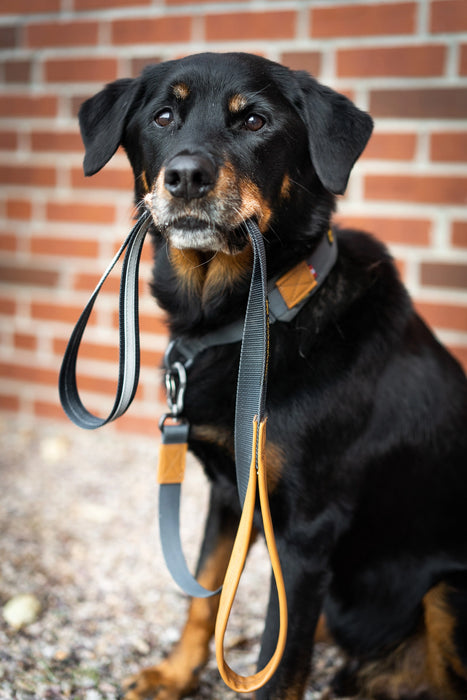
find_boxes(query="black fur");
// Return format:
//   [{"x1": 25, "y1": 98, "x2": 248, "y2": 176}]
[{"x1": 79, "y1": 53, "x2": 467, "y2": 699}]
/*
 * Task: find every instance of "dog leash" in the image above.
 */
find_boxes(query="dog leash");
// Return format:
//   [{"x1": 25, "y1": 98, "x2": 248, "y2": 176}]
[
  {"x1": 157, "y1": 218, "x2": 288, "y2": 691},
  {"x1": 157, "y1": 225, "x2": 336, "y2": 691},
  {"x1": 59, "y1": 212, "x2": 289, "y2": 692},
  {"x1": 59, "y1": 211, "x2": 337, "y2": 693}
]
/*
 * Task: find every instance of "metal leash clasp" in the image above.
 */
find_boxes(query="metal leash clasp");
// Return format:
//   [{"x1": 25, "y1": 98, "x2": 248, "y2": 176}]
[
  {"x1": 159, "y1": 347, "x2": 190, "y2": 478},
  {"x1": 159, "y1": 341, "x2": 189, "y2": 437},
  {"x1": 164, "y1": 361, "x2": 187, "y2": 418}
]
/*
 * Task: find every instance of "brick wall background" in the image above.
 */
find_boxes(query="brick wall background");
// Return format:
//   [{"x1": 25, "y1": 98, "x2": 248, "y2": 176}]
[{"x1": 0, "y1": 0, "x2": 466, "y2": 436}]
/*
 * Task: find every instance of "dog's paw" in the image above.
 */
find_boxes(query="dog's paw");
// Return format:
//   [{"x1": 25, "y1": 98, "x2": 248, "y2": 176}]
[{"x1": 122, "y1": 664, "x2": 197, "y2": 700}]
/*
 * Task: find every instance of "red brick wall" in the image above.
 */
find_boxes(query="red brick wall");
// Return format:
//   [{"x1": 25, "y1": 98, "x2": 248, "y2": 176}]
[{"x1": 1, "y1": 0, "x2": 466, "y2": 435}]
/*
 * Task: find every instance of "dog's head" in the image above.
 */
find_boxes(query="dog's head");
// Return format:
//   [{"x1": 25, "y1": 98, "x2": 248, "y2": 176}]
[{"x1": 79, "y1": 52, "x2": 372, "y2": 254}]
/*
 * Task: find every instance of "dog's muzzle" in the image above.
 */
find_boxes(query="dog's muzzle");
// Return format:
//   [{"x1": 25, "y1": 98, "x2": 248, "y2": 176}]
[{"x1": 144, "y1": 153, "x2": 257, "y2": 254}]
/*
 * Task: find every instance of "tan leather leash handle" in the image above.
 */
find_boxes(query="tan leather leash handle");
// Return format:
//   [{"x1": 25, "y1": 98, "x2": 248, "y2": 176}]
[{"x1": 215, "y1": 417, "x2": 288, "y2": 693}]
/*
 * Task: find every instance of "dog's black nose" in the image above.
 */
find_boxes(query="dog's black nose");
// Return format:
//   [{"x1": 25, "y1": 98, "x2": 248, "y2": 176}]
[{"x1": 164, "y1": 154, "x2": 216, "y2": 200}]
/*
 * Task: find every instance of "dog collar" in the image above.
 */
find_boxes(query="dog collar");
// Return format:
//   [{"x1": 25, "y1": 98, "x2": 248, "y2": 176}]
[
  {"x1": 165, "y1": 228, "x2": 338, "y2": 368},
  {"x1": 59, "y1": 215, "x2": 337, "y2": 429}
]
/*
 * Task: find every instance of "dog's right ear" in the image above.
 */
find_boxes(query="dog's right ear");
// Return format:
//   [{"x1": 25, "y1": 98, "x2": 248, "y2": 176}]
[{"x1": 79, "y1": 78, "x2": 140, "y2": 176}]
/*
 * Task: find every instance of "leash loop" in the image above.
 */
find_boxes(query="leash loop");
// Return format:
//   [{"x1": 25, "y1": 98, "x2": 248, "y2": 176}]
[
  {"x1": 158, "y1": 413, "x2": 223, "y2": 598},
  {"x1": 59, "y1": 210, "x2": 152, "y2": 429},
  {"x1": 213, "y1": 220, "x2": 288, "y2": 693},
  {"x1": 215, "y1": 417, "x2": 288, "y2": 693}
]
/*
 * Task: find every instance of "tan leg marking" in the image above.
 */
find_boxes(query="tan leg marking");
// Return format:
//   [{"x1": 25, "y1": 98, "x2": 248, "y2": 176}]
[
  {"x1": 424, "y1": 582, "x2": 467, "y2": 695},
  {"x1": 123, "y1": 537, "x2": 234, "y2": 700},
  {"x1": 357, "y1": 582, "x2": 467, "y2": 700}
]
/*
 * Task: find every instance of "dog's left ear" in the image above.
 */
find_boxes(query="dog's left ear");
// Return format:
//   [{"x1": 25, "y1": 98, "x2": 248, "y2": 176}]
[{"x1": 293, "y1": 71, "x2": 373, "y2": 195}]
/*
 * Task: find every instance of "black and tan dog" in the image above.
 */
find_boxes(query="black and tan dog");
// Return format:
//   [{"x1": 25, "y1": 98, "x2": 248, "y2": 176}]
[{"x1": 79, "y1": 52, "x2": 467, "y2": 700}]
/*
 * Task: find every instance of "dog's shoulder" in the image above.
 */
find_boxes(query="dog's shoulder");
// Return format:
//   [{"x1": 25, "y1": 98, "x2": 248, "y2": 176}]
[{"x1": 306, "y1": 226, "x2": 411, "y2": 345}]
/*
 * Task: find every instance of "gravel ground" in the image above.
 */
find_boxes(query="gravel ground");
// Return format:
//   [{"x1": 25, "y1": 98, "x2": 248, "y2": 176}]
[{"x1": 0, "y1": 416, "x2": 345, "y2": 700}]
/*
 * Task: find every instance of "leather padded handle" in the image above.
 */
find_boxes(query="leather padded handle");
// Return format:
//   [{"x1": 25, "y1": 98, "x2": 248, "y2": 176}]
[{"x1": 215, "y1": 418, "x2": 288, "y2": 692}]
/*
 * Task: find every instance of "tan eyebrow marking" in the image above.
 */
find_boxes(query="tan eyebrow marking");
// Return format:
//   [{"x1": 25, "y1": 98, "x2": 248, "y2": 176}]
[
  {"x1": 228, "y1": 93, "x2": 248, "y2": 113},
  {"x1": 172, "y1": 82, "x2": 190, "y2": 100}
]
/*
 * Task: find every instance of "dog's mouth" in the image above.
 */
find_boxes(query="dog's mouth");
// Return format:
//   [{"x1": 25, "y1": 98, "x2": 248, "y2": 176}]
[
  {"x1": 159, "y1": 215, "x2": 236, "y2": 253},
  {"x1": 145, "y1": 198, "x2": 254, "y2": 255}
]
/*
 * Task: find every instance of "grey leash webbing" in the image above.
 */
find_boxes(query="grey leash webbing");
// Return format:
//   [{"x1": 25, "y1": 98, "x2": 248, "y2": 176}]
[
  {"x1": 157, "y1": 419, "x2": 219, "y2": 598},
  {"x1": 157, "y1": 218, "x2": 269, "y2": 597},
  {"x1": 234, "y1": 219, "x2": 269, "y2": 504},
  {"x1": 59, "y1": 213, "x2": 269, "y2": 599},
  {"x1": 59, "y1": 210, "x2": 152, "y2": 429}
]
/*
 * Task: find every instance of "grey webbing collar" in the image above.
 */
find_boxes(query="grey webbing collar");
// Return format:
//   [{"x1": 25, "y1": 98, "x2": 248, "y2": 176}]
[{"x1": 165, "y1": 228, "x2": 338, "y2": 369}]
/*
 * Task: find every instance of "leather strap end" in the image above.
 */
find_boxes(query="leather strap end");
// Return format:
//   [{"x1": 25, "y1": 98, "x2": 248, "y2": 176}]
[
  {"x1": 275, "y1": 260, "x2": 318, "y2": 310},
  {"x1": 257, "y1": 415, "x2": 267, "y2": 455},
  {"x1": 157, "y1": 442, "x2": 187, "y2": 484}
]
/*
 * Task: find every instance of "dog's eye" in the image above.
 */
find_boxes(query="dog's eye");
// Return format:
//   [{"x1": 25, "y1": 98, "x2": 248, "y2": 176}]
[
  {"x1": 154, "y1": 109, "x2": 174, "y2": 127},
  {"x1": 244, "y1": 114, "x2": 265, "y2": 132}
]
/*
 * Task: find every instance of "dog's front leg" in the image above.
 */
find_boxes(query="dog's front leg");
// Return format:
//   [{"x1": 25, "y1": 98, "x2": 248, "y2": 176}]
[
  {"x1": 123, "y1": 488, "x2": 242, "y2": 700},
  {"x1": 255, "y1": 541, "x2": 330, "y2": 700}
]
